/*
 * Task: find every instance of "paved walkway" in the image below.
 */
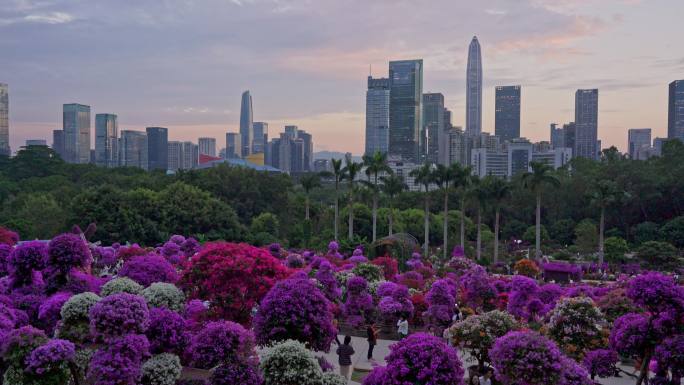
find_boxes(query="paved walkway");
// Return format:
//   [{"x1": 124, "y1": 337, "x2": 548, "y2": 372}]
[{"x1": 321, "y1": 335, "x2": 641, "y2": 385}]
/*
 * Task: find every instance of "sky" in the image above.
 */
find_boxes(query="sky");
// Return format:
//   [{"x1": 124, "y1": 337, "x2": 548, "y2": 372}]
[{"x1": 1, "y1": 0, "x2": 683, "y2": 155}]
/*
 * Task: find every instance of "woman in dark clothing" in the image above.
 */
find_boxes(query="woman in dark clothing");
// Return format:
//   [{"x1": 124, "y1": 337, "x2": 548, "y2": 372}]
[
  {"x1": 336, "y1": 335, "x2": 355, "y2": 380},
  {"x1": 366, "y1": 322, "x2": 378, "y2": 361}
]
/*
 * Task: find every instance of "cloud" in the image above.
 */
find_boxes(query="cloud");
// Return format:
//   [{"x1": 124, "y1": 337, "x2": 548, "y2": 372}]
[{"x1": 24, "y1": 11, "x2": 73, "y2": 24}]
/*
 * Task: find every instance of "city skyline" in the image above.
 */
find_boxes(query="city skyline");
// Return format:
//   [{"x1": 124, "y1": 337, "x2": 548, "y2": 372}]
[{"x1": 2, "y1": 0, "x2": 684, "y2": 154}]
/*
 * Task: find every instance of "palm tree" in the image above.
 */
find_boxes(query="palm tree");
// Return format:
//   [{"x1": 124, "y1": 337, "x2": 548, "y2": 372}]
[
  {"x1": 380, "y1": 174, "x2": 407, "y2": 236},
  {"x1": 331, "y1": 158, "x2": 346, "y2": 241},
  {"x1": 521, "y1": 161, "x2": 561, "y2": 259},
  {"x1": 363, "y1": 151, "x2": 392, "y2": 243},
  {"x1": 451, "y1": 164, "x2": 473, "y2": 249},
  {"x1": 409, "y1": 163, "x2": 434, "y2": 256},
  {"x1": 591, "y1": 180, "x2": 624, "y2": 265},
  {"x1": 299, "y1": 173, "x2": 321, "y2": 221},
  {"x1": 483, "y1": 176, "x2": 511, "y2": 263},
  {"x1": 432, "y1": 164, "x2": 454, "y2": 260},
  {"x1": 470, "y1": 176, "x2": 488, "y2": 260},
  {"x1": 343, "y1": 156, "x2": 363, "y2": 241}
]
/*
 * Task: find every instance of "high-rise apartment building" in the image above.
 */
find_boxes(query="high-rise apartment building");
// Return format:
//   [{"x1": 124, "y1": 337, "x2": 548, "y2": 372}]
[
  {"x1": 240, "y1": 90, "x2": 253, "y2": 157},
  {"x1": 668, "y1": 80, "x2": 684, "y2": 141},
  {"x1": 466, "y1": 36, "x2": 483, "y2": 136},
  {"x1": 628, "y1": 128, "x2": 652, "y2": 159},
  {"x1": 119, "y1": 130, "x2": 148, "y2": 169},
  {"x1": 63, "y1": 103, "x2": 91, "y2": 163},
  {"x1": 389, "y1": 59, "x2": 423, "y2": 163},
  {"x1": 198, "y1": 137, "x2": 217, "y2": 157},
  {"x1": 225, "y1": 133, "x2": 242, "y2": 159},
  {"x1": 146, "y1": 127, "x2": 168, "y2": 171},
  {"x1": 182, "y1": 141, "x2": 198, "y2": 170},
  {"x1": 446, "y1": 127, "x2": 467, "y2": 165},
  {"x1": 574, "y1": 89, "x2": 599, "y2": 160},
  {"x1": 495, "y1": 85, "x2": 521, "y2": 141},
  {"x1": 422, "y1": 93, "x2": 445, "y2": 164},
  {"x1": 0, "y1": 83, "x2": 9, "y2": 156},
  {"x1": 95, "y1": 114, "x2": 118, "y2": 167},
  {"x1": 252, "y1": 122, "x2": 268, "y2": 153},
  {"x1": 265, "y1": 126, "x2": 314, "y2": 173},
  {"x1": 167, "y1": 141, "x2": 183, "y2": 171},
  {"x1": 365, "y1": 76, "x2": 390, "y2": 156},
  {"x1": 507, "y1": 138, "x2": 533, "y2": 177},
  {"x1": 52, "y1": 130, "x2": 65, "y2": 159}
]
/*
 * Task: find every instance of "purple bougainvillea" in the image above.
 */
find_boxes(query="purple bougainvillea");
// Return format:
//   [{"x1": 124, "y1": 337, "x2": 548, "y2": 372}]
[
  {"x1": 47, "y1": 233, "x2": 92, "y2": 272},
  {"x1": 119, "y1": 254, "x2": 179, "y2": 286},
  {"x1": 211, "y1": 360, "x2": 263, "y2": 385},
  {"x1": 25, "y1": 338, "x2": 76, "y2": 375},
  {"x1": 314, "y1": 260, "x2": 341, "y2": 302},
  {"x1": 87, "y1": 334, "x2": 151, "y2": 385},
  {"x1": 146, "y1": 307, "x2": 188, "y2": 355},
  {"x1": 7, "y1": 241, "x2": 47, "y2": 287},
  {"x1": 582, "y1": 349, "x2": 618, "y2": 379},
  {"x1": 38, "y1": 292, "x2": 72, "y2": 334},
  {"x1": 189, "y1": 321, "x2": 256, "y2": 369},
  {"x1": 490, "y1": 331, "x2": 565, "y2": 385},
  {"x1": 89, "y1": 293, "x2": 150, "y2": 340},
  {"x1": 426, "y1": 279, "x2": 456, "y2": 328},
  {"x1": 343, "y1": 276, "x2": 374, "y2": 327}
]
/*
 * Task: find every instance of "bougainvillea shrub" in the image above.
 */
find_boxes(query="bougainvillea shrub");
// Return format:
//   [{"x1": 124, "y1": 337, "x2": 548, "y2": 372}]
[
  {"x1": 180, "y1": 242, "x2": 291, "y2": 324},
  {"x1": 89, "y1": 293, "x2": 150, "y2": 340},
  {"x1": 342, "y1": 276, "x2": 374, "y2": 327},
  {"x1": 490, "y1": 331, "x2": 566, "y2": 385},
  {"x1": 119, "y1": 254, "x2": 179, "y2": 287},
  {"x1": 546, "y1": 297, "x2": 607, "y2": 359},
  {"x1": 253, "y1": 277, "x2": 336, "y2": 352},
  {"x1": 188, "y1": 321, "x2": 256, "y2": 369},
  {"x1": 582, "y1": 349, "x2": 618, "y2": 379},
  {"x1": 449, "y1": 310, "x2": 519, "y2": 370}
]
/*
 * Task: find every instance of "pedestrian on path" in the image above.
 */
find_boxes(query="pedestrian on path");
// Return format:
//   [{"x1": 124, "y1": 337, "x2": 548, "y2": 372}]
[
  {"x1": 477, "y1": 368, "x2": 493, "y2": 385},
  {"x1": 397, "y1": 316, "x2": 409, "y2": 339},
  {"x1": 366, "y1": 322, "x2": 378, "y2": 361},
  {"x1": 336, "y1": 335, "x2": 355, "y2": 380}
]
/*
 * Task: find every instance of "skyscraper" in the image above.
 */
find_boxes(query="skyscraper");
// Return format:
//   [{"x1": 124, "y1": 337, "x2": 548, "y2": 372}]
[
  {"x1": 63, "y1": 104, "x2": 91, "y2": 164},
  {"x1": 167, "y1": 141, "x2": 183, "y2": 171},
  {"x1": 365, "y1": 76, "x2": 390, "y2": 156},
  {"x1": 52, "y1": 130, "x2": 65, "y2": 159},
  {"x1": 182, "y1": 141, "x2": 198, "y2": 169},
  {"x1": 225, "y1": 133, "x2": 242, "y2": 159},
  {"x1": 628, "y1": 128, "x2": 652, "y2": 159},
  {"x1": 668, "y1": 80, "x2": 684, "y2": 141},
  {"x1": 0, "y1": 83, "x2": 10, "y2": 156},
  {"x1": 574, "y1": 89, "x2": 599, "y2": 160},
  {"x1": 252, "y1": 122, "x2": 268, "y2": 153},
  {"x1": 198, "y1": 137, "x2": 217, "y2": 157},
  {"x1": 389, "y1": 59, "x2": 423, "y2": 163},
  {"x1": 466, "y1": 36, "x2": 483, "y2": 136},
  {"x1": 95, "y1": 114, "x2": 118, "y2": 167},
  {"x1": 146, "y1": 127, "x2": 168, "y2": 171},
  {"x1": 422, "y1": 93, "x2": 445, "y2": 164},
  {"x1": 495, "y1": 85, "x2": 521, "y2": 141},
  {"x1": 119, "y1": 130, "x2": 148, "y2": 169},
  {"x1": 240, "y1": 90, "x2": 253, "y2": 157}
]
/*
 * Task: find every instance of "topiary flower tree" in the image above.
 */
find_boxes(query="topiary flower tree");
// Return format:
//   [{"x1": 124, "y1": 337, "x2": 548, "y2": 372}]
[
  {"x1": 352, "y1": 263, "x2": 383, "y2": 283},
  {"x1": 58, "y1": 291, "x2": 101, "y2": 344},
  {"x1": 260, "y1": 339, "x2": 344, "y2": 385},
  {"x1": 141, "y1": 353, "x2": 182, "y2": 385},
  {"x1": 188, "y1": 321, "x2": 257, "y2": 369},
  {"x1": 253, "y1": 277, "x2": 336, "y2": 352},
  {"x1": 314, "y1": 260, "x2": 341, "y2": 303},
  {"x1": 425, "y1": 279, "x2": 456, "y2": 329},
  {"x1": 547, "y1": 296, "x2": 607, "y2": 360},
  {"x1": 119, "y1": 254, "x2": 179, "y2": 287},
  {"x1": 458, "y1": 265, "x2": 497, "y2": 312},
  {"x1": 7, "y1": 241, "x2": 47, "y2": 288},
  {"x1": 364, "y1": 333, "x2": 465, "y2": 385},
  {"x1": 0, "y1": 326, "x2": 50, "y2": 385},
  {"x1": 142, "y1": 282, "x2": 185, "y2": 312},
  {"x1": 506, "y1": 275, "x2": 540, "y2": 320},
  {"x1": 513, "y1": 259, "x2": 540, "y2": 278},
  {"x1": 582, "y1": 349, "x2": 619, "y2": 380},
  {"x1": 652, "y1": 335, "x2": 684, "y2": 384},
  {"x1": 89, "y1": 293, "x2": 150, "y2": 341},
  {"x1": 37, "y1": 292, "x2": 72, "y2": 335},
  {"x1": 24, "y1": 338, "x2": 76, "y2": 385},
  {"x1": 87, "y1": 333, "x2": 151, "y2": 385},
  {"x1": 146, "y1": 307, "x2": 188, "y2": 355},
  {"x1": 44, "y1": 233, "x2": 92, "y2": 293},
  {"x1": 0, "y1": 226, "x2": 19, "y2": 246},
  {"x1": 100, "y1": 277, "x2": 144, "y2": 296},
  {"x1": 378, "y1": 283, "x2": 414, "y2": 323},
  {"x1": 179, "y1": 242, "x2": 291, "y2": 325},
  {"x1": 448, "y1": 310, "x2": 519, "y2": 372},
  {"x1": 210, "y1": 359, "x2": 264, "y2": 385},
  {"x1": 342, "y1": 276, "x2": 374, "y2": 327}
]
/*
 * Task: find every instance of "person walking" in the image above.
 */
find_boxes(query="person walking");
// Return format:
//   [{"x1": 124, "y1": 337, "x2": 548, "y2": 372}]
[
  {"x1": 336, "y1": 336, "x2": 355, "y2": 380},
  {"x1": 477, "y1": 368, "x2": 494, "y2": 385},
  {"x1": 366, "y1": 322, "x2": 378, "y2": 361},
  {"x1": 396, "y1": 316, "x2": 409, "y2": 339}
]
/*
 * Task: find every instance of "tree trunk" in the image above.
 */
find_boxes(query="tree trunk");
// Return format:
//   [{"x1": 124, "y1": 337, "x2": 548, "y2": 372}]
[
  {"x1": 494, "y1": 208, "x2": 500, "y2": 263},
  {"x1": 476, "y1": 206, "x2": 482, "y2": 260},
  {"x1": 424, "y1": 195, "x2": 430, "y2": 256},
  {"x1": 636, "y1": 350, "x2": 652, "y2": 385},
  {"x1": 334, "y1": 181, "x2": 339, "y2": 241},
  {"x1": 535, "y1": 192, "x2": 542, "y2": 259},
  {"x1": 389, "y1": 201, "x2": 394, "y2": 236},
  {"x1": 443, "y1": 191, "x2": 449, "y2": 260},
  {"x1": 598, "y1": 206, "x2": 605, "y2": 266},
  {"x1": 305, "y1": 195, "x2": 310, "y2": 220},
  {"x1": 460, "y1": 196, "x2": 466, "y2": 249},
  {"x1": 348, "y1": 190, "x2": 354, "y2": 241},
  {"x1": 372, "y1": 194, "x2": 378, "y2": 243}
]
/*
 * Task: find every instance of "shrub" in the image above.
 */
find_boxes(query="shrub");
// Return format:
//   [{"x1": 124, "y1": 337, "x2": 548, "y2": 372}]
[
  {"x1": 352, "y1": 263, "x2": 383, "y2": 283},
  {"x1": 119, "y1": 254, "x2": 179, "y2": 286},
  {"x1": 582, "y1": 349, "x2": 618, "y2": 379},
  {"x1": 490, "y1": 331, "x2": 565, "y2": 385},
  {"x1": 25, "y1": 339, "x2": 75, "y2": 385},
  {"x1": 100, "y1": 277, "x2": 144, "y2": 296},
  {"x1": 89, "y1": 293, "x2": 150, "y2": 340},
  {"x1": 38, "y1": 292, "x2": 72, "y2": 334},
  {"x1": 636, "y1": 241, "x2": 678, "y2": 269},
  {"x1": 189, "y1": 321, "x2": 256, "y2": 369},
  {"x1": 87, "y1": 334, "x2": 151, "y2": 385},
  {"x1": 370, "y1": 256, "x2": 398, "y2": 280},
  {"x1": 146, "y1": 307, "x2": 188, "y2": 355},
  {"x1": 260, "y1": 339, "x2": 325, "y2": 385},
  {"x1": 596, "y1": 288, "x2": 640, "y2": 323},
  {"x1": 47, "y1": 233, "x2": 91, "y2": 272},
  {"x1": 7, "y1": 241, "x2": 47, "y2": 287},
  {"x1": 179, "y1": 242, "x2": 291, "y2": 324},
  {"x1": 60, "y1": 292, "x2": 101, "y2": 323},
  {"x1": 448, "y1": 310, "x2": 519, "y2": 370},
  {"x1": 254, "y1": 277, "x2": 335, "y2": 352},
  {"x1": 342, "y1": 276, "x2": 374, "y2": 327},
  {"x1": 547, "y1": 297, "x2": 607, "y2": 359},
  {"x1": 425, "y1": 279, "x2": 456, "y2": 328},
  {"x1": 141, "y1": 283, "x2": 185, "y2": 312},
  {"x1": 459, "y1": 265, "x2": 497, "y2": 312},
  {"x1": 141, "y1": 353, "x2": 182, "y2": 385},
  {"x1": 378, "y1": 284, "x2": 414, "y2": 322},
  {"x1": 0, "y1": 226, "x2": 19, "y2": 246},
  {"x1": 506, "y1": 275, "x2": 539, "y2": 320},
  {"x1": 211, "y1": 360, "x2": 264, "y2": 385},
  {"x1": 314, "y1": 261, "x2": 341, "y2": 302},
  {"x1": 514, "y1": 259, "x2": 540, "y2": 278}
]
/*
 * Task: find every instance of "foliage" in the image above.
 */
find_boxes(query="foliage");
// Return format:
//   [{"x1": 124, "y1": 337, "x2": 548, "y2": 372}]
[
  {"x1": 603, "y1": 236, "x2": 628, "y2": 262},
  {"x1": 582, "y1": 349, "x2": 618, "y2": 379},
  {"x1": 211, "y1": 360, "x2": 264, "y2": 385},
  {"x1": 448, "y1": 310, "x2": 519, "y2": 369},
  {"x1": 636, "y1": 241, "x2": 678, "y2": 269},
  {"x1": 351, "y1": 263, "x2": 383, "y2": 283},
  {"x1": 425, "y1": 279, "x2": 456, "y2": 328},
  {"x1": 119, "y1": 254, "x2": 179, "y2": 287},
  {"x1": 513, "y1": 259, "x2": 540, "y2": 278},
  {"x1": 342, "y1": 276, "x2": 374, "y2": 327},
  {"x1": 546, "y1": 297, "x2": 607, "y2": 359},
  {"x1": 490, "y1": 330, "x2": 566, "y2": 385},
  {"x1": 89, "y1": 293, "x2": 150, "y2": 340},
  {"x1": 253, "y1": 277, "x2": 336, "y2": 352},
  {"x1": 146, "y1": 307, "x2": 188, "y2": 355},
  {"x1": 259, "y1": 339, "x2": 327, "y2": 385},
  {"x1": 188, "y1": 321, "x2": 256, "y2": 369},
  {"x1": 100, "y1": 277, "x2": 144, "y2": 297},
  {"x1": 574, "y1": 219, "x2": 598, "y2": 254},
  {"x1": 140, "y1": 353, "x2": 182, "y2": 385},
  {"x1": 141, "y1": 283, "x2": 186, "y2": 312},
  {"x1": 179, "y1": 242, "x2": 291, "y2": 324},
  {"x1": 25, "y1": 339, "x2": 75, "y2": 385},
  {"x1": 87, "y1": 334, "x2": 151, "y2": 385}
]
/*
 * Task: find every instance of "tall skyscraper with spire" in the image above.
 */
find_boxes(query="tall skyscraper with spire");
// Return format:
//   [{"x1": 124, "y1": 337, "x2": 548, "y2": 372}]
[
  {"x1": 466, "y1": 36, "x2": 483, "y2": 136},
  {"x1": 240, "y1": 90, "x2": 253, "y2": 157}
]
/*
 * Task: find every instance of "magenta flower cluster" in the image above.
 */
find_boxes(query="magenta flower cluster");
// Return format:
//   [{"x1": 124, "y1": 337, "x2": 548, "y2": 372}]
[
  {"x1": 189, "y1": 320, "x2": 256, "y2": 369},
  {"x1": 119, "y1": 254, "x2": 179, "y2": 286},
  {"x1": 89, "y1": 293, "x2": 150, "y2": 340},
  {"x1": 25, "y1": 338, "x2": 75, "y2": 375}
]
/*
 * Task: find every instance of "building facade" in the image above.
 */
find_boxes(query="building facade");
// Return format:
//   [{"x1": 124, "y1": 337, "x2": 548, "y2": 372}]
[
  {"x1": 182, "y1": 141, "x2": 198, "y2": 170},
  {"x1": 198, "y1": 137, "x2": 217, "y2": 157},
  {"x1": 668, "y1": 80, "x2": 684, "y2": 141},
  {"x1": 389, "y1": 60, "x2": 423, "y2": 163},
  {"x1": 628, "y1": 128, "x2": 652, "y2": 159},
  {"x1": 252, "y1": 122, "x2": 268, "y2": 153},
  {"x1": 95, "y1": 113, "x2": 118, "y2": 167},
  {"x1": 119, "y1": 130, "x2": 148, "y2": 169},
  {"x1": 26, "y1": 139, "x2": 47, "y2": 146},
  {"x1": 574, "y1": 89, "x2": 599, "y2": 160},
  {"x1": 495, "y1": 85, "x2": 521, "y2": 142},
  {"x1": 240, "y1": 90, "x2": 253, "y2": 157},
  {"x1": 225, "y1": 133, "x2": 242, "y2": 159},
  {"x1": 466, "y1": 36, "x2": 483, "y2": 136},
  {"x1": 167, "y1": 141, "x2": 183, "y2": 171},
  {"x1": 422, "y1": 93, "x2": 445, "y2": 164},
  {"x1": 63, "y1": 103, "x2": 91, "y2": 164},
  {"x1": 52, "y1": 130, "x2": 65, "y2": 159},
  {"x1": 146, "y1": 127, "x2": 168, "y2": 171},
  {"x1": 365, "y1": 76, "x2": 390, "y2": 156},
  {"x1": 0, "y1": 83, "x2": 9, "y2": 156}
]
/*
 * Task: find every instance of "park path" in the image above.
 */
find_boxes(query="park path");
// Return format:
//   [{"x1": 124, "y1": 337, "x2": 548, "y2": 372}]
[{"x1": 321, "y1": 335, "x2": 640, "y2": 385}]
